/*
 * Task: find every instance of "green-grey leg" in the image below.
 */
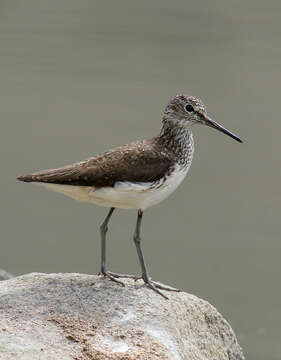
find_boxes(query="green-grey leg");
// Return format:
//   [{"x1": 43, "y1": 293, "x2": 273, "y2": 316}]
[
  {"x1": 99, "y1": 207, "x2": 135, "y2": 284},
  {"x1": 133, "y1": 209, "x2": 180, "y2": 299},
  {"x1": 99, "y1": 207, "x2": 124, "y2": 286},
  {"x1": 99, "y1": 207, "x2": 180, "y2": 297}
]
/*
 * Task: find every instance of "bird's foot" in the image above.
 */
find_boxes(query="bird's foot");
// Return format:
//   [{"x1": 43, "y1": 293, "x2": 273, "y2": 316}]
[
  {"x1": 141, "y1": 276, "x2": 181, "y2": 300},
  {"x1": 98, "y1": 271, "x2": 125, "y2": 287},
  {"x1": 148, "y1": 280, "x2": 181, "y2": 292},
  {"x1": 106, "y1": 271, "x2": 137, "y2": 280},
  {"x1": 98, "y1": 271, "x2": 181, "y2": 299}
]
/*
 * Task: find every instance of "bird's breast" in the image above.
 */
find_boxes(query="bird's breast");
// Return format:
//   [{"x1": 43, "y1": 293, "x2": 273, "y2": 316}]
[
  {"x1": 38, "y1": 162, "x2": 192, "y2": 210},
  {"x1": 90, "y1": 163, "x2": 191, "y2": 210}
]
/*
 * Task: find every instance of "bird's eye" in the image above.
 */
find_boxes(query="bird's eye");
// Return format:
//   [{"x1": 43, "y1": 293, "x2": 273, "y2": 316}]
[{"x1": 184, "y1": 104, "x2": 194, "y2": 113}]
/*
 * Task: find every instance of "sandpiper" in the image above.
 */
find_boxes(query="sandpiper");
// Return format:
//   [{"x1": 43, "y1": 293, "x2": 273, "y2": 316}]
[{"x1": 17, "y1": 94, "x2": 242, "y2": 299}]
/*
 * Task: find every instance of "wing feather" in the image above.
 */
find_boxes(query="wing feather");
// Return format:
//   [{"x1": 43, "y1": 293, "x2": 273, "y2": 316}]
[{"x1": 17, "y1": 139, "x2": 173, "y2": 188}]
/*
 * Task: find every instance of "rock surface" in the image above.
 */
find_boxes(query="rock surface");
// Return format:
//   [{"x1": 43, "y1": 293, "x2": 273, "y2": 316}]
[
  {"x1": 0, "y1": 273, "x2": 244, "y2": 360},
  {"x1": 0, "y1": 269, "x2": 14, "y2": 281}
]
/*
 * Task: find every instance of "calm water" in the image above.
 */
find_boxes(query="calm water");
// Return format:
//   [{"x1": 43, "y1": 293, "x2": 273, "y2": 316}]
[{"x1": 1, "y1": 1, "x2": 281, "y2": 358}]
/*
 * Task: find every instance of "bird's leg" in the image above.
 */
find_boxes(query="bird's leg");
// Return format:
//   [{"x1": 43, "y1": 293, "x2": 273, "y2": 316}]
[
  {"x1": 100, "y1": 207, "x2": 114, "y2": 274},
  {"x1": 99, "y1": 207, "x2": 125, "y2": 286},
  {"x1": 99, "y1": 207, "x2": 135, "y2": 284},
  {"x1": 133, "y1": 210, "x2": 181, "y2": 299}
]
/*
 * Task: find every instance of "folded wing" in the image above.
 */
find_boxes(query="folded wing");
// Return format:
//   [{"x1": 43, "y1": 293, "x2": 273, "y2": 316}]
[{"x1": 17, "y1": 139, "x2": 173, "y2": 188}]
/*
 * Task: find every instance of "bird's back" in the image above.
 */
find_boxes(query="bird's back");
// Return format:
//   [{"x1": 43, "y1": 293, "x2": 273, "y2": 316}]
[{"x1": 17, "y1": 138, "x2": 175, "y2": 188}]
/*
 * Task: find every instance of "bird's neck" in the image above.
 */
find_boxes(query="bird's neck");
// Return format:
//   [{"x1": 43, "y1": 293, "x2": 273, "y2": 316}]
[{"x1": 157, "y1": 122, "x2": 194, "y2": 167}]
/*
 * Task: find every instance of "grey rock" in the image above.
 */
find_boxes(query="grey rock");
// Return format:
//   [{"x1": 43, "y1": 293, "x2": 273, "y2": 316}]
[
  {"x1": 0, "y1": 273, "x2": 245, "y2": 360},
  {"x1": 0, "y1": 269, "x2": 14, "y2": 281}
]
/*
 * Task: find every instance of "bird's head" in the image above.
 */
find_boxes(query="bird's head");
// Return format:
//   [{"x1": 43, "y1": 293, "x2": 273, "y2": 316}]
[{"x1": 163, "y1": 94, "x2": 242, "y2": 143}]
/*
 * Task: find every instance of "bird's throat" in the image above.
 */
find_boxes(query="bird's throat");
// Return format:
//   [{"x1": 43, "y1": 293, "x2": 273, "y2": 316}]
[{"x1": 158, "y1": 123, "x2": 194, "y2": 167}]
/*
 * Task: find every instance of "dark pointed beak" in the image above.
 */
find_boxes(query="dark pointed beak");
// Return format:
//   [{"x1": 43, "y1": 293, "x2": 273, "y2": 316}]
[{"x1": 202, "y1": 115, "x2": 242, "y2": 143}]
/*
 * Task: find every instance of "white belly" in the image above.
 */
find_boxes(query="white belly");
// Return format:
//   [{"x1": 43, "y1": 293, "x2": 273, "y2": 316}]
[{"x1": 40, "y1": 165, "x2": 189, "y2": 210}]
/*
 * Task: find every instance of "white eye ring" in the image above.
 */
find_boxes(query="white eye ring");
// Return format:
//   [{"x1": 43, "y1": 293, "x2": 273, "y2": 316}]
[{"x1": 184, "y1": 104, "x2": 194, "y2": 112}]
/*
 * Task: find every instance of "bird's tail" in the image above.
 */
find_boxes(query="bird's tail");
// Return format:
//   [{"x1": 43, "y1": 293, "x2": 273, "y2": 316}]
[
  {"x1": 17, "y1": 173, "x2": 37, "y2": 182},
  {"x1": 16, "y1": 165, "x2": 75, "y2": 184}
]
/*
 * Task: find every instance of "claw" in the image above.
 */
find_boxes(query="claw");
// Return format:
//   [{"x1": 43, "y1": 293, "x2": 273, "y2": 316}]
[
  {"x1": 141, "y1": 277, "x2": 181, "y2": 299},
  {"x1": 98, "y1": 270, "x2": 180, "y2": 300},
  {"x1": 98, "y1": 271, "x2": 125, "y2": 287},
  {"x1": 150, "y1": 280, "x2": 181, "y2": 292},
  {"x1": 107, "y1": 272, "x2": 136, "y2": 279},
  {"x1": 142, "y1": 278, "x2": 169, "y2": 299}
]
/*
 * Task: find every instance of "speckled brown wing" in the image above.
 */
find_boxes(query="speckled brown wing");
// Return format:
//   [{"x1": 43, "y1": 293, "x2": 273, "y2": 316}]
[{"x1": 17, "y1": 139, "x2": 174, "y2": 187}]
